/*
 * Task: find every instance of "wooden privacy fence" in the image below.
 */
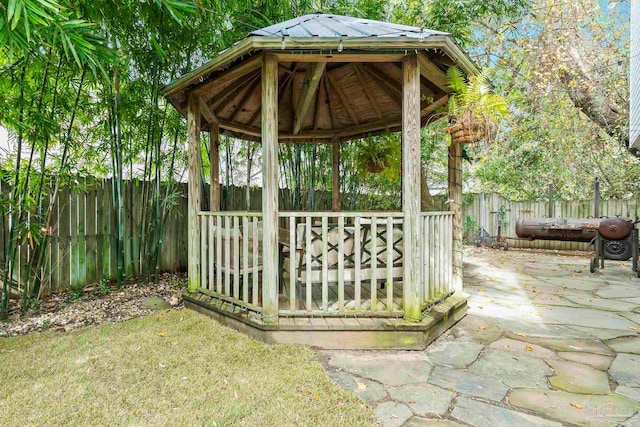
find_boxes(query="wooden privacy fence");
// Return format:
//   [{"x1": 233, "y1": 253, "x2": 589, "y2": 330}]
[
  {"x1": 0, "y1": 179, "x2": 339, "y2": 296},
  {"x1": 464, "y1": 193, "x2": 640, "y2": 250},
  {"x1": 0, "y1": 179, "x2": 189, "y2": 296}
]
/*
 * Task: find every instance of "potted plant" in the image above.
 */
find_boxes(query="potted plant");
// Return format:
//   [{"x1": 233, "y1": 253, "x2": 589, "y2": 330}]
[
  {"x1": 444, "y1": 66, "x2": 509, "y2": 144},
  {"x1": 355, "y1": 133, "x2": 399, "y2": 174}
]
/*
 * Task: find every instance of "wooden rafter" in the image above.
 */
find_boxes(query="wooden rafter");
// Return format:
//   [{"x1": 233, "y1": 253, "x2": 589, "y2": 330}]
[
  {"x1": 313, "y1": 74, "x2": 323, "y2": 130},
  {"x1": 189, "y1": 54, "x2": 263, "y2": 97},
  {"x1": 421, "y1": 95, "x2": 449, "y2": 116},
  {"x1": 248, "y1": 65, "x2": 296, "y2": 127},
  {"x1": 204, "y1": 69, "x2": 261, "y2": 112},
  {"x1": 359, "y1": 64, "x2": 401, "y2": 107},
  {"x1": 227, "y1": 75, "x2": 261, "y2": 122},
  {"x1": 354, "y1": 64, "x2": 383, "y2": 121},
  {"x1": 326, "y1": 72, "x2": 359, "y2": 125},
  {"x1": 293, "y1": 62, "x2": 326, "y2": 134},
  {"x1": 417, "y1": 53, "x2": 451, "y2": 93},
  {"x1": 200, "y1": 97, "x2": 218, "y2": 124},
  {"x1": 214, "y1": 72, "x2": 261, "y2": 115},
  {"x1": 323, "y1": 75, "x2": 338, "y2": 130}
]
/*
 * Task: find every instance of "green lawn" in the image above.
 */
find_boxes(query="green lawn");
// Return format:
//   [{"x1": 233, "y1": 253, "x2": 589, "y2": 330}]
[{"x1": 0, "y1": 309, "x2": 376, "y2": 426}]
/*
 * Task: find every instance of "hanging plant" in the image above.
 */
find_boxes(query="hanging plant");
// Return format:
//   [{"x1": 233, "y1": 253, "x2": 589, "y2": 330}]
[
  {"x1": 355, "y1": 133, "x2": 400, "y2": 174},
  {"x1": 444, "y1": 66, "x2": 509, "y2": 145}
]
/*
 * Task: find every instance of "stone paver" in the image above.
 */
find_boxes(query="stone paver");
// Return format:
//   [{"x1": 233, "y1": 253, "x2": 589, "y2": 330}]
[
  {"x1": 504, "y1": 334, "x2": 614, "y2": 355},
  {"x1": 469, "y1": 349, "x2": 553, "y2": 389},
  {"x1": 404, "y1": 418, "x2": 465, "y2": 426},
  {"x1": 547, "y1": 359, "x2": 611, "y2": 394},
  {"x1": 388, "y1": 384, "x2": 455, "y2": 417},
  {"x1": 509, "y1": 389, "x2": 640, "y2": 427},
  {"x1": 451, "y1": 396, "x2": 562, "y2": 427},
  {"x1": 610, "y1": 353, "x2": 640, "y2": 387},
  {"x1": 557, "y1": 351, "x2": 613, "y2": 370},
  {"x1": 429, "y1": 366, "x2": 509, "y2": 401},
  {"x1": 323, "y1": 250, "x2": 640, "y2": 426},
  {"x1": 616, "y1": 385, "x2": 640, "y2": 403},
  {"x1": 327, "y1": 370, "x2": 386, "y2": 403},
  {"x1": 607, "y1": 336, "x2": 640, "y2": 354},
  {"x1": 489, "y1": 338, "x2": 556, "y2": 359},
  {"x1": 426, "y1": 339, "x2": 484, "y2": 368},
  {"x1": 623, "y1": 412, "x2": 640, "y2": 427},
  {"x1": 375, "y1": 401, "x2": 413, "y2": 427},
  {"x1": 328, "y1": 352, "x2": 433, "y2": 386}
]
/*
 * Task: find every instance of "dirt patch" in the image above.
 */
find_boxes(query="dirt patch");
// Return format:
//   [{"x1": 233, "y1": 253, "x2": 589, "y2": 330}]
[{"x1": 0, "y1": 273, "x2": 187, "y2": 337}]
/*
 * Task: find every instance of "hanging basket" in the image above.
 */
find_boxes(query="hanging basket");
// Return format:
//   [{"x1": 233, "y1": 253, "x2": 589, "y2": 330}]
[
  {"x1": 446, "y1": 120, "x2": 488, "y2": 144},
  {"x1": 366, "y1": 161, "x2": 386, "y2": 173},
  {"x1": 446, "y1": 119, "x2": 496, "y2": 144}
]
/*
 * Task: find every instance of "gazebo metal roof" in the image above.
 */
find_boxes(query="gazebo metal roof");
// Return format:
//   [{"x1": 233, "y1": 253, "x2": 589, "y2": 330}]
[
  {"x1": 162, "y1": 14, "x2": 478, "y2": 143},
  {"x1": 248, "y1": 13, "x2": 448, "y2": 38}
]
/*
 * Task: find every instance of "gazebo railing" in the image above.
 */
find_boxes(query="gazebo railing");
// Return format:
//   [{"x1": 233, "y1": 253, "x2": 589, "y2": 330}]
[
  {"x1": 278, "y1": 211, "x2": 405, "y2": 316},
  {"x1": 197, "y1": 211, "x2": 264, "y2": 314},
  {"x1": 195, "y1": 210, "x2": 455, "y2": 320},
  {"x1": 419, "y1": 212, "x2": 455, "y2": 308}
]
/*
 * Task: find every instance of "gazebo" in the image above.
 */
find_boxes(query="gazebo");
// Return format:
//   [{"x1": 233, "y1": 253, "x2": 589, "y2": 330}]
[{"x1": 161, "y1": 14, "x2": 477, "y2": 349}]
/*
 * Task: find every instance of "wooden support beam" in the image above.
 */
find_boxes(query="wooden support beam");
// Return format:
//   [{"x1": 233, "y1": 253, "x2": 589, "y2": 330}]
[
  {"x1": 293, "y1": 62, "x2": 326, "y2": 134},
  {"x1": 332, "y1": 138, "x2": 340, "y2": 211},
  {"x1": 401, "y1": 55, "x2": 421, "y2": 321},
  {"x1": 200, "y1": 97, "x2": 218, "y2": 125},
  {"x1": 209, "y1": 122, "x2": 220, "y2": 211},
  {"x1": 187, "y1": 93, "x2": 202, "y2": 292},
  {"x1": 417, "y1": 53, "x2": 451, "y2": 93},
  {"x1": 448, "y1": 141, "x2": 463, "y2": 295},
  {"x1": 326, "y1": 72, "x2": 359, "y2": 125},
  {"x1": 261, "y1": 54, "x2": 279, "y2": 323},
  {"x1": 271, "y1": 52, "x2": 407, "y2": 63}
]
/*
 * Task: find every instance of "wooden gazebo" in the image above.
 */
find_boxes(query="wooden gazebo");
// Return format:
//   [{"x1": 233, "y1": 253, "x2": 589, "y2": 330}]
[{"x1": 161, "y1": 14, "x2": 477, "y2": 349}]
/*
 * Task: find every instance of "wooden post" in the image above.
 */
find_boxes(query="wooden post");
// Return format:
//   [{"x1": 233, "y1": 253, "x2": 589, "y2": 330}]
[
  {"x1": 210, "y1": 122, "x2": 220, "y2": 211},
  {"x1": 332, "y1": 137, "x2": 340, "y2": 211},
  {"x1": 261, "y1": 54, "x2": 279, "y2": 324},
  {"x1": 187, "y1": 93, "x2": 202, "y2": 292},
  {"x1": 401, "y1": 55, "x2": 421, "y2": 321},
  {"x1": 448, "y1": 142, "x2": 463, "y2": 295}
]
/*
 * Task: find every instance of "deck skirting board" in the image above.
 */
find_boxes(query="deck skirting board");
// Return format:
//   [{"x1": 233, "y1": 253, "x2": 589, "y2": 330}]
[{"x1": 184, "y1": 292, "x2": 467, "y2": 350}]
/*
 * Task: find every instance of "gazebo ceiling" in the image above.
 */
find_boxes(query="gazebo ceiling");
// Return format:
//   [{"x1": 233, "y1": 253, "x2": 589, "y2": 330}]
[{"x1": 161, "y1": 14, "x2": 479, "y2": 143}]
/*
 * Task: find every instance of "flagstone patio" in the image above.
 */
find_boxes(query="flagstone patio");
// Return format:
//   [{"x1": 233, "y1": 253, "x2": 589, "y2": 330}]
[{"x1": 322, "y1": 248, "x2": 640, "y2": 426}]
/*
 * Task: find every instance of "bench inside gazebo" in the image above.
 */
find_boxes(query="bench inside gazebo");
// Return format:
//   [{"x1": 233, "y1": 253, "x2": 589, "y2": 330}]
[{"x1": 161, "y1": 14, "x2": 475, "y2": 349}]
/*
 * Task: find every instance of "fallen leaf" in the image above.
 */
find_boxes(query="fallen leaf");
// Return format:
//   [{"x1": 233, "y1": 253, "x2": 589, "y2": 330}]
[
  {"x1": 479, "y1": 288, "x2": 486, "y2": 292},
  {"x1": 357, "y1": 383, "x2": 367, "y2": 390},
  {"x1": 315, "y1": 394, "x2": 319, "y2": 401},
  {"x1": 408, "y1": 400, "x2": 416, "y2": 404},
  {"x1": 525, "y1": 346, "x2": 534, "y2": 352},
  {"x1": 516, "y1": 332, "x2": 526, "y2": 337},
  {"x1": 479, "y1": 326, "x2": 487, "y2": 331},
  {"x1": 158, "y1": 331, "x2": 167, "y2": 337},
  {"x1": 570, "y1": 403, "x2": 584, "y2": 410}
]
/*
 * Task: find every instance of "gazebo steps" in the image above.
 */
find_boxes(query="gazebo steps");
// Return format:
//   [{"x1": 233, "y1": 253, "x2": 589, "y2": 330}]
[{"x1": 184, "y1": 291, "x2": 467, "y2": 350}]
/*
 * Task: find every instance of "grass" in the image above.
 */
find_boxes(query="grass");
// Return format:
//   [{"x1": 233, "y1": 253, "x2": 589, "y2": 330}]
[{"x1": 0, "y1": 309, "x2": 377, "y2": 426}]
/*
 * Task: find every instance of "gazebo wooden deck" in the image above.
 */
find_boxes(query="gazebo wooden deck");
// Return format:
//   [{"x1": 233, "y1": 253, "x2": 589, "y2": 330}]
[{"x1": 161, "y1": 14, "x2": 476, "y2": 349}]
